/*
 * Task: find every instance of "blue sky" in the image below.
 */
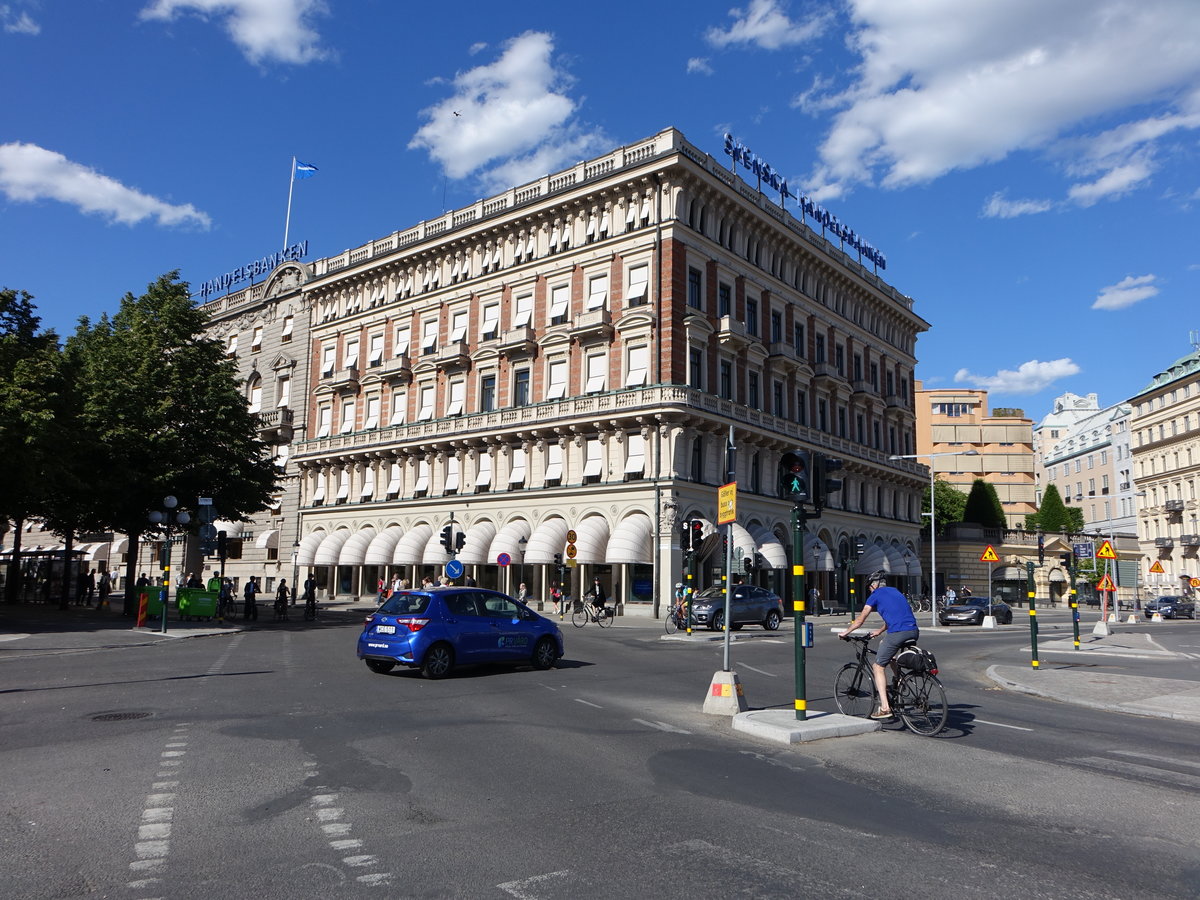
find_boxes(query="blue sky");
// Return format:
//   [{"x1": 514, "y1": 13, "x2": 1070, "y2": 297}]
[{"x1": 3, "y1": 0, "x2": 1199, "y2": 420}]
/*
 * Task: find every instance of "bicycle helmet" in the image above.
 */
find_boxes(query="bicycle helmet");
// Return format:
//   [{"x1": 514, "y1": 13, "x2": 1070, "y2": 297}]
[
  {"x1": 865, "y1": 570, "x2": 888, "y2": 589},
  {"x1": 675, "y1": 582, "x2": 683, "y2": 588}
]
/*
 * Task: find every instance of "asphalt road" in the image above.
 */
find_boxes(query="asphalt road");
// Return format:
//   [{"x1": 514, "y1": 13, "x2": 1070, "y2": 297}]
[{"x1": 2, "y1": 609, "x2": 1198, "y2": 899}]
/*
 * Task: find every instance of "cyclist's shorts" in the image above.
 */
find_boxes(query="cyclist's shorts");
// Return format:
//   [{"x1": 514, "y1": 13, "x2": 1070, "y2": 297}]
[{"x1": 877, "y1": 629, "x2": 919, "y2": 666}]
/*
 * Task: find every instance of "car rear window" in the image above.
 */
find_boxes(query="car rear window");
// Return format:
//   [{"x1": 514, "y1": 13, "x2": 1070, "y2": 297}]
[{"x1": 379, "y1": 592, "x2": 432, "y2": 615}]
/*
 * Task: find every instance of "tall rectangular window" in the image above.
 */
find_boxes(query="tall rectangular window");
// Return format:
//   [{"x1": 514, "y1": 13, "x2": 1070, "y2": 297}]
[
  {"x1": 689, "y1": 348, "x2": 704, "y2": 390},
  {"x1": 344, "y1": 337, "x2": 359, "y2": 369},
  {"x1": 417, "y1": 385, "x2": 435, "y2": 420},
  {"x1": 248, "y1": 384, "x2": 262, "y2": 414},
  {"x1": 480, "y1": 374, "x2": 496, "y2": 412},
  {"x1": 450, "y1": 311, "x2": 468, "y2": 343},
  {"x1": 340, "y1": 398, "x2": 354, "y2": 434},
  {"x1": 321, "y1": 345, "x2": 335, "y2": 376},
  {"x1": 797, "y1": 390, "x2": 807, "y2": 426},
  {"x1": 513, "y1": 369, "x2": 530, "y2": 406},
  {"x1": 815, "y1": 335, "x2": 825, "y2": 363},
  {"x1": 748, "y1": 372, "x2": 759, "y2": 409},
  {"x1": 585, "y1": 354, "x2": 606, "y2": 393},
  {"x1": 394, "y1": 326, "x2": 411, "y2": 357},
  {"x1": 772, "y1": 381, "x2": 784, "y2": 416},
  {"x1": 625, "y1": 345, "x2": 649, "y2": 386},
  {"x1": 251, "y1": 326, "x2": 263, "y2": 351},
  {"x1": 421, "y1": 320, "x2": 438, "y2": 355},
  {"x1": 513, "y1": 293, "x2": 533, "y2": 327},
  {"x1": 718, "y1": 283, "x2": 731, "y2": 317},
  {"x1": 277, "y1": 376, "x2": 290, "y2": 408},
  {"x1": 627, "y1": 265, "x2": 649, "y2": 306},
  {"x1": 389, "y1": 388, "x2": 406, "y2": 425},
  {"x1": 549, "y1": 285, "x2": 570, "y2": 324},
  {"x1": 583, "y1": 439, "x2": 603, "y2": 482},
  {"x1": 446, "y1": 380, "x2": 465, "y2": 416},
  {"x1": 316, "y1": 405, "x2": 331, "y2": 438},
  {"x1": 688, "y1": 268, "x2": 703, "y2": 309},
  {"x1": 281, "y1": 315, "x2": 294, "y2": 342},
  {"x1": 444, "y1": 456, "x2": 460, "y2": 493},
  {"x1": 368, "y1": 334, "x2": 384, "y2": 367},
  {"x1": 745, "y1": 299, "x2": 758, "y2": 336},
  {"x1": 624, "y1": 433, "x2": 645, "y2": 477},
  {"x1": 474, "y1": 453, "x2": 493, "y2": 490},
  {"x1": 544, "y1": 443, "x2": 563, "y2": 484},
  {"x1": 546, "y1": 360, "x2": 567, "y2": 399},
  {"x1": 481, "y1": 303, "x2": 500, "y2": 339},
  {"x1": 794, "y1": 323, "x2": 805, "y2": 356},
  {"x1": 770, "y1": 311, "x2": 782, "y2": 343},
  {"x1": 586, "y1": 274, "x2": 609, "y2": 310},
  {"x1": 719, "y1": 360, "x2": 732, "y2": 400},
  {"x1": 509, "y1": 447, "x2": 527, "y2": 486},
  {"x1": 364, "y1": 396, "x2": 380, "y2": 429}
]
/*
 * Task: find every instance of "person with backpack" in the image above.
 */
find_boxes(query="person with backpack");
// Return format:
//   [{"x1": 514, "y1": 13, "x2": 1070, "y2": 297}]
[
  {"x1": 838, "y1": 571, "x2": 919, "y2": 720},
  {"x1": 274, "y1": 579, "x2": 290, "y2": 620},
  {"x1": 243, "y1": 577, "x2": 259, "y2": 621}
]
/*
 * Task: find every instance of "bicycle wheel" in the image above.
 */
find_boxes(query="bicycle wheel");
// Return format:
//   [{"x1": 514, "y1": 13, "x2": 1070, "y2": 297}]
[
  {"x1": 572, "y1": 604, "x2": 588, "y2": 628},
  {"x1": 664, "y1": 610, "x2": 678, "y2": 634},
  {"x1": 896, "y1": 674, "x2": 948, "y2": 736},
  {"x1": 596, "y1": 606, "x2": 613, "y2": 628},
  {"x1": 833, "y1": 663, "x2": 875, "y2": 717}
]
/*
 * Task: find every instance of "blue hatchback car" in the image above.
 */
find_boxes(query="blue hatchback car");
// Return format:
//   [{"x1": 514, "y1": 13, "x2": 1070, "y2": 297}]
[{"x1": 357, "y1": 587, "x2": 564, "y2": 679}]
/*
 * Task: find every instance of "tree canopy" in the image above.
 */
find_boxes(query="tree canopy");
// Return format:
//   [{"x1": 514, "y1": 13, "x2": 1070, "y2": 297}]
[
  {"x1": 924, "y1": 477, "x2": 969, "y2": 535},
  {"x1": 1025, "y1": 483, "x2": 1084, "y2": 533},
  {"x1": 962, "y1": 478, "x2": 1008, "y2": 529}
]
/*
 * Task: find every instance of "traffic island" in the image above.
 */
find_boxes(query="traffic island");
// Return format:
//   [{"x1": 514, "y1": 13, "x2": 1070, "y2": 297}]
[
  {"x1": 703, "y1": 670, "x2": 749, "y2": 714},
  {"x1": 732, "y1": 709, "x2": 881, "y2": 744}
]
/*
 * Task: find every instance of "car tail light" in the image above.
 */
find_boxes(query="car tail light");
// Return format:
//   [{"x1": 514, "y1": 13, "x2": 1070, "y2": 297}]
[
  {"x1": 398, "y1": 617, "x2": 431, "y2": 632},
  {"x1": 363, "y1": 614, "x2": 377, "y2": 626}
]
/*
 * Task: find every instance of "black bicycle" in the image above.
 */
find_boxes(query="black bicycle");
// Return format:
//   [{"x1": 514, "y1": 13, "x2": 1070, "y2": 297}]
[
  {"x1": 664, "y1": 600, "x2": 690, "y2": 634},
  {"x1": 303, "y1": 592, "x2": 318, "y2": 622},
  {"x1": 834, "y1": 634, "x2": 947, "y2": 736}
]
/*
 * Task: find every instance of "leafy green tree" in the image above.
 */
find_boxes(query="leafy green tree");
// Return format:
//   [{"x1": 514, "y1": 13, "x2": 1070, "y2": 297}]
[
  {"x1": 0, "y1": 288, "x2": 63, "y2": 603},
  {"x1": 962, "y1": 478, "x2": 1007, "y2": 528},
  {"x1": 1026, "y1": 483, "x2": 1080, "y2": 533},
  {"x1": 924, "y1": 477, "x2": 968, "y2": 536},
  {"x1": 67, "y1": 272, "x2": 279, "y2": 610}
]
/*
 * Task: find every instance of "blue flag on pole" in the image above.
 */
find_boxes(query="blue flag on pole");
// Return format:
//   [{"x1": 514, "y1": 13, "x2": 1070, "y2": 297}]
[{"x1": 295, "y1": 160, "x2": 318, "y2": 179}]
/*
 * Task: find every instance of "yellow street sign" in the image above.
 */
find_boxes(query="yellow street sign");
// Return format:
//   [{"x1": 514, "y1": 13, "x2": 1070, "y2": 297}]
[
  {"x1": 1096, "y1": 573, "x2": 1116, "y2": 591},
  {"x1": 565, "y1": 544, "x2": 577, "y2": 559},
  {"x1": 1149, "y1": 560, "x2": 1165, "y2": 574},
  {"x1": 717, "y1": 482, "x2": 737, "y2": 525},
  {"x1": 1096, "y1": 540, "x2": 1117, "y2": 560},
  {"x1": 980, "y1": 545, "x2": 999, "y2": 562}
]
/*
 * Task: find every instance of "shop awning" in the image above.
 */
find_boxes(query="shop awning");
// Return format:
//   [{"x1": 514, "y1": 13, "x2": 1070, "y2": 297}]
[
  {"x1": 295, "y1": 530, "x2": 327, "y2": 566},
  {"x1": 994, "y1": 565, "x2": 1024, "y2": 581},
  {"x1": 80, "y1": 542, "x2": 110, "y2": 562},
  {"x1": 392, "y1": 524, "x2": 432, "y2": 566},
  {"x1": 729, "y1": 522, "x2": 757, "y2": 563},
  {"x1": 749, "y1": 525, "x2": 787, "y2": 569},
  {"x1": 571, "y1": 516, "x2": 610, "y2": 565},
  {"x1": 255, "y1": 529, "x2": 280, "y2": 549},
  {"x1": 313, "y1": 529, "x2": 352, "y2": 566},
  {"x1": 856, "y1": 544, "x2": 889, "y2": 574},
  {"x1": 338, "y1": 528, "x2": 378, "y2": 566},
  {"x1": 488, "y1": 520, "x2": 531, "y2": 564},
  {"x1": 805, "y1": 534, "x2": 835, "y2": 572},
  {"x1": 1048, "y1": 567, "x2": 1066, "y2": 583},
  {"x1": 607, "y1": 513, "x2": 653, "y2": 565},
  {"x1": 364, "y1": 526, "x2": 403, "y2": 566},
  {"x1": 903, "y1": 549, "x2": 922, "y2": 577},
  {"x1": 457, "y1": 521, "x2": 497, "y2": 566},
  {"x1": 214, "y1": 519, "x2": 240, "y2": 537},
  {"x1": 112, "y1": 537, "x2": 129, "y2": 554},
  {"x1": 524, "y1": 517, "x2": 568, "y2": 564},
  {"x1": 883, "y1": 544, "x2": 907, "y2": 573}
]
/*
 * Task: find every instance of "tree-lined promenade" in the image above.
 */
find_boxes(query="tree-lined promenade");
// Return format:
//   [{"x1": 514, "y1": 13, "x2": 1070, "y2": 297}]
[{"x1": 0, "y1": 273, "x2": 278, "y2": 608}]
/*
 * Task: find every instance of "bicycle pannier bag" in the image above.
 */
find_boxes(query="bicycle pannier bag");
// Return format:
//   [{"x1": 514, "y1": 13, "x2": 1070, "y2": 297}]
[{"x1": 896, "y1": 646, "x2": 938, "y2": 675}]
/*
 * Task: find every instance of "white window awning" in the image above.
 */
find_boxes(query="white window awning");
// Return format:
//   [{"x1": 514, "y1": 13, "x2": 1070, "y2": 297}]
[
  {"x1": 364, "y1": 526, "x2": 404, "y2": 566},
  {"x1": 487, "y1": 519, "x2": 531, "y2": 565},
  {"x1": 337, "y1": 528, "x2": 378, "y2": 566},
  {"x1": 605, "y1": 513, "x2": 653, "y2": 565},
  {"x1": 571, "y1": 515, "x2": 610, "y2": 565},
  {"x1": 295, "y1": 530, "x2": 328, "y2": 567},
  {"x1": 457, "y1": 520, "x2": 498, "y2": 566},
  {"x1": 391, "y1": 523, "x2": 433, "y2": 566},
  {"x1": 255, "y1": 529, "x2": 280, "y2": 550},
  {"x1": 523, "y1": 516, "x2": 568, "y2": 564},
  {"x1": 313, "y1": 529, "x2": 352, "y2": 566}
]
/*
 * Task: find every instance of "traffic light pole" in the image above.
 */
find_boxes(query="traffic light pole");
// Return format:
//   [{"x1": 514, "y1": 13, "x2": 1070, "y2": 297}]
[{"x1": 792, "y1": 503, "x2": 808, "y2": 720}]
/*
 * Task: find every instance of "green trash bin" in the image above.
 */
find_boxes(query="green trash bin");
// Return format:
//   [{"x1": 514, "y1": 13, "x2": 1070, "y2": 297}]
[
  {"x1": 138, "y1": 587, "x2": 166, "y2": 619},
  {"x1": 177, "y1": 588, "x2": 219, "y2": 621}
]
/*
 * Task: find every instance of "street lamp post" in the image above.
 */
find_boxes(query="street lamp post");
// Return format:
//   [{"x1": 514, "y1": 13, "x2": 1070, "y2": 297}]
[
  {"x1": 888, "y1": 449, "x2": 979, "y2": 629},
  {"x1": 148, "y1": 496, "x2": 191, "y2": 634}
]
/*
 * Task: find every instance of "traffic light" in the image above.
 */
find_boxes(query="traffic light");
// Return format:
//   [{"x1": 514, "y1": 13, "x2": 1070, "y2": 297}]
[
  {"x1": 812, "y1": 454, "x2": 844, "y2": 509},
  {"x1": 754, "y1": 552, "x2": 766, "y2": 571},
  {"x1": 440, "y1": 524, "x2": 454, "y2": 553},
  {"x1": 1037, "y1": 532, "x2": 1045, "y2": 566},
  {"x1": 779, "y1": 449, "x2": 811, "y2": 502},
  {"x1": 217, "y1": 530, "x2": 227, "y2": 561},
  {"x1": 1060, "y1": 552, "x2": 1072, "y2": 571},
  {"x1": 741, "y1": 554, "x2": 753, "y2": 575},
  {"x1": 679, "y1": 520, "x2": 691, "y2": 552},
  {"x1": 554, "y1": 552, "x2": 563, "y2": 567},
  {"x1": 854, "y1": 536, "x2": 867, "y2": 556},
  {"x1": 455, "y1": 531, "x2": 466, "y2": 552},
  {"x1": 721, "y1": 533, "x2": 729, "y2": 557},
  {"x1": 691, "y1": 520, "x2": 703, "y2": 550}
]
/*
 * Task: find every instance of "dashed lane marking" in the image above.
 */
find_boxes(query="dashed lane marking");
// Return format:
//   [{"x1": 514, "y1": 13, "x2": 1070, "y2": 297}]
[
  {"x1": 973, "y1": 719, "x2": 1034, "y2": 732},
  {"x1": 573, "y1": 699, "x2": 603, "y2": 709},
  {"x1": 125, "y1": 722, "x2": 190, "y2": 896},
  {"x1": 303, "y1": 762, "x2": 392, "y2": 886},
  {"x1": 737, "y1": 663, "x2": 778, "y2": 677},
  {"x1": 632, "y1": 718, "x2": 692, "y2": 734}
]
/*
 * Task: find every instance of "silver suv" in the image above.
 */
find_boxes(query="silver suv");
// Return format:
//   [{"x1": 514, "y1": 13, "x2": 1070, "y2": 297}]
[{"x1": 690, "y1": 585, "x2": 784, "y2": 631}]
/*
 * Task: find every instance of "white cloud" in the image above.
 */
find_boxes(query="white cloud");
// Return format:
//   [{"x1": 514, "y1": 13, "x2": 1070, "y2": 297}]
[
  {"x1": 408, "y1": 32, "x2": 608, "y2": 193},
  {"x1": 705, "y1": 0, "x2": 831, "y2": 50},
  {"x1": 0, "y1": 143, "x2": 211, "y2": 229},
  {"x1": 687, "y1": 57, "x2": 714, "y2": 76},
  {"x1": 809, "y1": 0, "x2": 1200, "y2": 201},
  {"x1": 981, "y1": 191, "x2": 1052, "y2": 219},
  {"x1": 140, "y1": 0, "x2": 329, "y2": 66},
  {"x1": 1, "y1": 4, "x2": 39, "y2": 34},
  {"x1": 1092, "y1": 274, "x2": 1160, "y2": 311},
  {"x1": 954, "y1": 358, "x2": 1081, "y2": 395}
]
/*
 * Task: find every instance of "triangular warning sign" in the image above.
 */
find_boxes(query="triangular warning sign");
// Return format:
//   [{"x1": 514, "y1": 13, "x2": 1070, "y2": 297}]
[
  {"x1": 980, "y1": 545, "x2": 999, "y2": 562},
  {"x1": 1096, "y1": 573, "x2": 1116, "y2": 591},
  {"x1": 1149, "y1": 560, "x2": 1165, "y2": 574},
  {"x1": 1096, "y1": 540, "x2": 1117, "y2": 560}
]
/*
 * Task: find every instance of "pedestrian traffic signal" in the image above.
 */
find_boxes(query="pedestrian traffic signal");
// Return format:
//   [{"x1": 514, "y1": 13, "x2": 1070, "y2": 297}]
[
  {"x1": 440, "y1": 525, "x2": 454, "y2": 553},
  {"x1": 679, "y1": 519, "x2": 691, "y2": 552},
  {"x1": 779, "y1": 449, "x2": 811, "y2": 502},
  {"x1": 690, "y1": 520, "x2": 703, "y2": 549}
]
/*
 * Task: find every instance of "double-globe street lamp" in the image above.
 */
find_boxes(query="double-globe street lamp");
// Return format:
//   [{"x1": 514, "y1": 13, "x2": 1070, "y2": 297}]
[
  {"x1": 148, "y1": 496, "x2": 190, "y2": 634},
  {"x1": 888, "y1": 449, "x2": 979, "y2": 629}
]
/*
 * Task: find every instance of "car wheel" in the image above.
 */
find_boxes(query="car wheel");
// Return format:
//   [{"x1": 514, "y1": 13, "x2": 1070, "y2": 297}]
[
  {"x1": 365, "y1": 659, "x2": 395, "y2": 674},
  {"x1": 531, "y1": 636, "x2": 559, "y2": 670},
  {"x1": 764, "y1": 610, "x2": 782, "y2": 631},
  {"x1": 711, "y1": 610, "x2": 724, "y2": 631},
  {"x1": 420, "y1": 643, "x2": 454, "y2": 679},
  {"x1": 1003, "y1": 612, "x2": 1013, "y2": 625}
]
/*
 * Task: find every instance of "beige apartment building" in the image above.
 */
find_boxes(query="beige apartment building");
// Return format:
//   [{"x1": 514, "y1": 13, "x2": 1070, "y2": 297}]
[
  {"x1": 1129, "y1": 343, "x2": 1200, "y2": 599},
  {"x1": 914, "y1": 384, "x2": 1036, "y2": 528},
  {"x1": 190, "y1": 128, "x2": 929, "y2": 614}
]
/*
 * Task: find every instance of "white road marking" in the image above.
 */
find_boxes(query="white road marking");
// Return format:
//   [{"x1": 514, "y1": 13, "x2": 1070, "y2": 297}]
[
  {"x1": 497, "y1": 870, "x2": 572, "y2": 898},
  {"x1": 632, "y1": 718, "x2": 692, "y2": 734},
  {"x1": 573, "y1": 699, "x2": 603, "y2": 709},
  {"x1": 738, "y1": 663, "x2": 777, "y2": 677},
  {"x1": 127, "y1": 730, "x2": 186, "y2": 891},
  {"x1": 1065, "y1": 756, "x2": 1200, "y2": 790},
  {"x1": 1110, "y1": 750, "x2": 1200, "y2": 771},
  {"x1": 306, "y1": 779, "x2": 393, "y2": 887},
  {"x1": 973, "y1": 719, "x2": 1034, "y2": 732}
]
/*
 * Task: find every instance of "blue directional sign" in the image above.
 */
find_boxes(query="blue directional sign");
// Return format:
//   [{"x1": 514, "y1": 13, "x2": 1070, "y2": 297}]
[{"x1": 445, "y1": 558, "x2": 464, "y2": 579}]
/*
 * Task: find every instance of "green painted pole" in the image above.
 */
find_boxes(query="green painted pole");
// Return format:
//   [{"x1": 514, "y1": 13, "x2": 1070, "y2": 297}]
[
  {"x1": 1069, "y1": 556, "x2": 1079, "y2": 650},
  {"x1": 792, "y1": 505, "x2": 807, "y2": 720}
]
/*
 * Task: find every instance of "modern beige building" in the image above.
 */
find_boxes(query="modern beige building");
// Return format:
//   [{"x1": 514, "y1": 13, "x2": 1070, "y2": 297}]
[
  {"x1": 914, "y1": 383, "x2": 1036, "y2": 528},
  {"x1": 1129, "y1": 343, "x2": 1200, "y2": 600},
  {"x1": 194, "y1": 128, "x2": 929, "y2": 614}
]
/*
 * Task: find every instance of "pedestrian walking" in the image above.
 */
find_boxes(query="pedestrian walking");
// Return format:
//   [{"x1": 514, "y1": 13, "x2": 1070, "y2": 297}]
[
  {"x1": 97, "y1": 571, "x2": 111, "y2": 610},
  {"x1": 243, "y1": 577, "x2": 259, "y2": 621}
]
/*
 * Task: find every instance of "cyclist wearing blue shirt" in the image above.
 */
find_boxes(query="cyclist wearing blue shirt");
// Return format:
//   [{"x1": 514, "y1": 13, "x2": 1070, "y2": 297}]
[{"x1": 840, "y1": 571, "x2": 919, "y2": 719}]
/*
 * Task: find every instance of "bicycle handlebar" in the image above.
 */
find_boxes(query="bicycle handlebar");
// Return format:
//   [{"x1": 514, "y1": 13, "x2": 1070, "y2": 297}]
[{"x1": 839, "y1": 632, "x2": 872, "y2": 642}]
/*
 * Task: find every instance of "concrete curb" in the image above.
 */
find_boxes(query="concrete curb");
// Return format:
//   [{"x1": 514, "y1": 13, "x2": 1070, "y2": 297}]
[
  {"x1": 985, "y1": 664, "x2": 1200, "y2": 724},
  {"x1": 732, "y1": 708, "x2": 881, "y2": 744}
]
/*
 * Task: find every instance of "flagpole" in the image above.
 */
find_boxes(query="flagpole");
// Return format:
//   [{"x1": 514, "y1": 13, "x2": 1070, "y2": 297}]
[{"x1": 283, "y1": 156, "x2": 297, "y2": 251}]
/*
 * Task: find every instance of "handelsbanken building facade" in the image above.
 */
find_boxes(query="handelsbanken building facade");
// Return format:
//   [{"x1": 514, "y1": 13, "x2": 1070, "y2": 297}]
[{"x1": 201, "y1": 128, "x2": 929, "y2": 615}]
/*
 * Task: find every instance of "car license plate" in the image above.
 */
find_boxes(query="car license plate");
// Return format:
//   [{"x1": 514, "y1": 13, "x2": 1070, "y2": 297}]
[{"x1": 376, "y1": 624, "x2": 396, "y2": 634}]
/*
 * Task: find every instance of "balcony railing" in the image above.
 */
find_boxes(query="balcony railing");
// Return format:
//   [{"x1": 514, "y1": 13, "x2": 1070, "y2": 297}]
[
  {"x1": 1164, "y1": 499, "x2": 1185, "y2": 512},
  {"x1": 1154, "y1": 537, "x2": 1174, "y2": 549}
]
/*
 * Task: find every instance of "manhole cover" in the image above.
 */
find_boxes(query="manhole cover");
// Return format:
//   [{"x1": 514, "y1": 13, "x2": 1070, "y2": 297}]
[{"x1": 91, "y1": 712, "x2": 153, "y2": 722}]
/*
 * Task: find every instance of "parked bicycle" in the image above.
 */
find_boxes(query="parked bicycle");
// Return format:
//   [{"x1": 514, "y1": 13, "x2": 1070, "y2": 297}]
[
  {"x1": 834, "y1": 633, "x2": 947, "y2": 735},
  {"x1": 572, "y1": 595, "x2": 613, "y2": 628},
  {"x1": 907, "y1": 594, "x2": 932, "y2": 613}
]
